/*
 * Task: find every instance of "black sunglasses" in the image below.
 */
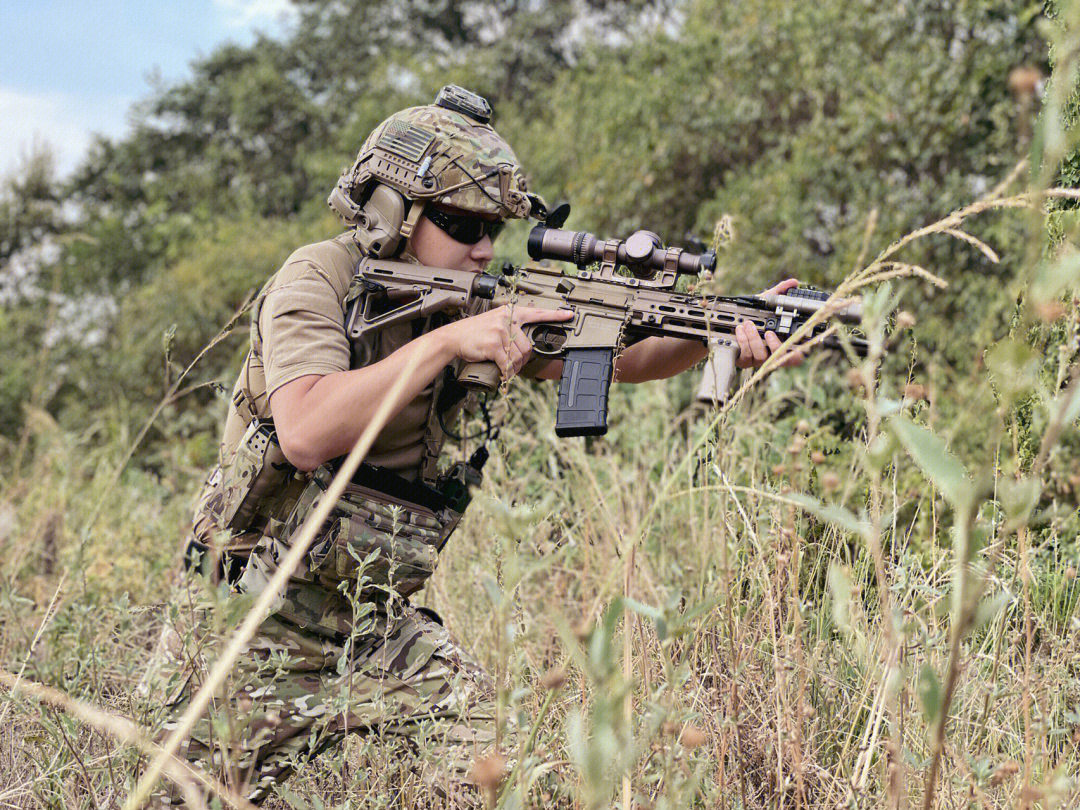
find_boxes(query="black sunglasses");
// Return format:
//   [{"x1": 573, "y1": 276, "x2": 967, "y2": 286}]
[{"x1": 423, "y1": 207, "x2": 505, "y2": 244}]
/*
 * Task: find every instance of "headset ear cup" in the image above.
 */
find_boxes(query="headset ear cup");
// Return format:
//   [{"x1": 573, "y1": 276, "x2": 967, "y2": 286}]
[{"x1": 354, "y1": 184, "x2": 406, "y2": 257}]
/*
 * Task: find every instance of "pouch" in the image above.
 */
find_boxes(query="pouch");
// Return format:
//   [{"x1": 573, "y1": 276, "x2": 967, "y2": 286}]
[{"x1": 304, "y1": 481, "x2": 454, "y2": 598}]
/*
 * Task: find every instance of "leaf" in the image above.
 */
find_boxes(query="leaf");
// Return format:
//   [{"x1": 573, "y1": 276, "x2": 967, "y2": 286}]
[
  {"x1": 1000, "y1": 477, "x2": 1041, "y2": 525},
  {"x1": 790, "y1": 493, "x2": 869, "y2": 538},
  {"x1": 624, "y1": 597, "x2": 667, "y2": 641},
  {"x1": 827, "y1": 562, "x2": 853, "y2": 634},
  {"x1": 985, "y1": 338, "x2": 1040, "y2": 402},
  {"x1": 918, "y1": 664, "x2": 943, "y2": 724},
  {"x1": 890, "y1": 417, "x2": 975, "y2": 510},
  {"x1": 974, "y1": 591, "x2": 1014, "y2": 632},
  {"x1": 1033, "y1": 251, "x2": 1080, "y2": 301}
]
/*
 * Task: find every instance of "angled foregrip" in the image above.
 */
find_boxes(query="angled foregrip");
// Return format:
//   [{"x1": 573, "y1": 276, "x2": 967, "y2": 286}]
[
  {"x1": 555, "y1": 348, "x2": 613, "y2": 437},
  {"x1": 458, "y1": 361, "x2": 501, "y2": 391},
  {"x1": 695, "y1": 340, "x2": 739, "y2": 405}
]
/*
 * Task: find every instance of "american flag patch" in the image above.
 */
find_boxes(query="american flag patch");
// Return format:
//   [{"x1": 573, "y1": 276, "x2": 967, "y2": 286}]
[{"x1": 377, "y1": 122, "x2": 435, "y2": 163}]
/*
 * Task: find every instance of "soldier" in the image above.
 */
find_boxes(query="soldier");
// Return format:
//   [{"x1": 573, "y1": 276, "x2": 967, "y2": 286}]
[{"x1": 149, "y1": 86, "x2": 797, "y2": 806}]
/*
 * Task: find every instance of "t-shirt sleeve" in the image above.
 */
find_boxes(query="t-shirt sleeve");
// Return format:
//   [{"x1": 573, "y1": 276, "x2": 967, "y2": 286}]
[{"x1": 259, "y1": 260, "x2": 351, "y2": 396}]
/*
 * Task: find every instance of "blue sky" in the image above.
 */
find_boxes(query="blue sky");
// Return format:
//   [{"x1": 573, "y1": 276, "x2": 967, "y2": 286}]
[{"x1": 1, "y1": 0, "x2": 295, "y2": 178}]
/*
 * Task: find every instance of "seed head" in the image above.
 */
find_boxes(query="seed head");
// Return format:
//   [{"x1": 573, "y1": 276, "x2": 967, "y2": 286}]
[
  {"x1": 1035, "y1": 300, "x2": 1065, "y2": 322},
  {"x1": 1066, "y1": 566, "x2": 1077, "y2": 581},
  {"x1": 470, "y1": 754, "x2": 507, "y2": 791},
  {"x1": 988, "y1": 760, "x2": 1019, "y2": 787},
  {"x1": 679, "y1": 725, "x2": 707, "y2": 749},
  {"x1": 821, "y1": 472, "x2": 841, "y2": 493},
  {"x1": 903, "y1": 383, "x2": 929, "y2": 402},
  {"x1": 811, "y1": 451, "x2": 826, "y2": 464},
  {"x1": 846, "y1": 368, "x2": 865, "y2": 392},
  {"x1": 1008, "y1": 66, "x2": 1041, "y2": 98},
  {"x1": 895, "y1": 310, "x2": 916, "y2": 329},
  {"x1": 540, "y1": 666, "x2": 567, "y2": 691}
]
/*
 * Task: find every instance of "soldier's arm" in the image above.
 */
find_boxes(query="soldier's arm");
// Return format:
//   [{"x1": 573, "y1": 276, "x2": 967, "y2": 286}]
[
  {"x1": 270, "y1": 329, "x2": 458, "y2": 471},
  {"x1": 273, "y1": 305, "x2": 571, "y2": 471}
]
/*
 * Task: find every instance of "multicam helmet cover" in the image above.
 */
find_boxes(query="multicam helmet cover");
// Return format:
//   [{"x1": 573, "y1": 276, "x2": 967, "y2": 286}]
[{"x1": 329, "y1": 85, "x2": 547, "y2": 225}]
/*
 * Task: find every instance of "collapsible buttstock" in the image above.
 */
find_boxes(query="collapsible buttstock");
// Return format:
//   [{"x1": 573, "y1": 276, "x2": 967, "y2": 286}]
[
  {"x1": 458, "y1": 361, "x2": 502, "y2": 391},
  {"x1": 695, "y1": 340, "x2": 739, "y2": 405},
  {"x1": 555, "y1": 348, "x2": 614, "y2": 437}
]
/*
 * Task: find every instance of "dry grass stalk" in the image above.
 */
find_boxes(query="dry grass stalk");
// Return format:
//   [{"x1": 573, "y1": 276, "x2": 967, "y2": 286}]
[{"x1": 0, "y1": 668, "x2": 257, "y2": 810}]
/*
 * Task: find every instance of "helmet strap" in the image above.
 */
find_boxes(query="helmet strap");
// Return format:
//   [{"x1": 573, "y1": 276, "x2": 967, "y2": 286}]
[{"x1": 399, "y1": 199, "x2": 425, "y2": 241}]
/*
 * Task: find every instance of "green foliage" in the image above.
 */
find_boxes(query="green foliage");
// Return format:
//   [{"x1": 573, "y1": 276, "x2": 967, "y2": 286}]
[{"x1": 2, "y1": 0, "x2": 1080, "y2": 807}]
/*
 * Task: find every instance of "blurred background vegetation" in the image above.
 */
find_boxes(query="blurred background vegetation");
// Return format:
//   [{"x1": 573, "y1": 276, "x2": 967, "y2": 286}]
[{"x1": 2, "y1": 0, "x2": 1079, "y2": 807}]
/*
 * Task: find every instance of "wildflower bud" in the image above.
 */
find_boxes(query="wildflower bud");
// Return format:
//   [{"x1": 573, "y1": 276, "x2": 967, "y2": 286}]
[
  {"x1": 846, "y1": 368, "x2": 865, "y2": 392},
  {"x1": 679, "y1": 725, "x2": 707, "y2": 749},
  {"x1": 1035, "y1": 300, "x2": 1065, "y2": 322},
  {"x1": 788, "y1": 436, "x2": 805, "y2": 455},
  {"x1": 821, "y1": 471, "x2": 841, "y2": 493},
  {"x1": 811, "y1": 451, "x2": 826, "y2": 464},
  {"x1": 772, "y1": 463, "x2": 787, "y2": 476},
  {"x1": 903, "y1": 383, "x2": 929, "y2": 402},
  {"x1": 470, "y1": 754, "x2": 507, "y2": 791},
  {"x1": 895, "y1": 310, "x2": 916, "y2": 329},
  {"x1": 796, "y1": 419, "x2": 811, "y2": 434},
  {"x1": 1066, "y1": 566, "x2": 1077, "y2": 581},
  {"x1": 1008, "y1": 66, "x2": 1041, "y2": 98},
  {"x1": 988, "y1": 760, "x2": 1019, "y2": 787},
  {"x1": 540, "y1": 666, "x2": 567, "y2": 691}
]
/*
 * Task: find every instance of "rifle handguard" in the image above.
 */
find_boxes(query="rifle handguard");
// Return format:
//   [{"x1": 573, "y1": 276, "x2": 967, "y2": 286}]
[{"x1": 458, "y1": 361, "x2": 502, "y2": 391}]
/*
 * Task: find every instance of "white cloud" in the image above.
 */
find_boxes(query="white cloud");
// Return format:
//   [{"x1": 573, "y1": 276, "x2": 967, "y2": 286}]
[
  {"x1": 0, "y1": 86, "x2": 132, "y2": 181},
  {"x1": 213, "y1": 0, "x2": 298, "y2": 29}
]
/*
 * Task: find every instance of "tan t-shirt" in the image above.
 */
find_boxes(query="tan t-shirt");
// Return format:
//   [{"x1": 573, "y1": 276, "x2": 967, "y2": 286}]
[{"x1": 218, "y1": 231, "x2": 439, "y2": 478}]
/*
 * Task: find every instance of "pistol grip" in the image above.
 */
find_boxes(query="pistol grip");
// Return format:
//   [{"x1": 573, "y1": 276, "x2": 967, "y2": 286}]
[
  {"x1": 458, "y1": 361, "x2": 501, "y2": 391},
  {"x1": 555, "y1": 348, "x2": 613, "y2": 437}
]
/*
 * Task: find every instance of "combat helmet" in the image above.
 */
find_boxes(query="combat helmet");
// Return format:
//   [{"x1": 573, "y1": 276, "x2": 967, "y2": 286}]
[{"x1": 329, "y1": 85, "x2": 548, "y2": 257}]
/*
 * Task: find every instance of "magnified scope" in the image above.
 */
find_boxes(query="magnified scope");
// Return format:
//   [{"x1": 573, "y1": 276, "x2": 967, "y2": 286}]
[{"x1": 527, "y1": 225, "x2": 716, "y2": 277}]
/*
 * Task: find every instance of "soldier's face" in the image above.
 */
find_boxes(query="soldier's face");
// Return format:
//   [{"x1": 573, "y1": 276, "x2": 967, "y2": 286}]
[{"x1": 408, "y1": 204, "x2": 496, "y2": 273}]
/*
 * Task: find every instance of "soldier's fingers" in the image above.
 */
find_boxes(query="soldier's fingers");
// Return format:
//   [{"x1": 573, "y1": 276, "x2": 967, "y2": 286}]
[
  {"x1": 744, "y1": 324, "x2": 768, "y2": 364},
  {"x1": 494, "y1": 346, "x2": 513, "y2": 380},
  {"x1": 512, "y1": 327, "x2": 532, "y2": 360},
  {"x1": 507, "y1": 342, "x2": 525, "y2": 375},
  {"x1": 762, "y1": 331, "x2": 806, "y2": 367},
  {"x1": 513, "y1": 306, "x2": 575, "y2": 324},
  {"x1": 734, "y1": 322, "x2": 753, "y2": 368},
  {"x1": 761, "y1": 278, "x2": 800, "y2": 296}
]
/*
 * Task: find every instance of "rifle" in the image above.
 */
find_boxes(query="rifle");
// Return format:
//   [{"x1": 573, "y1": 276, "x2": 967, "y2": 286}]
[{"x1": 347, "y1": 217, "x2": 867, "y2": 437}]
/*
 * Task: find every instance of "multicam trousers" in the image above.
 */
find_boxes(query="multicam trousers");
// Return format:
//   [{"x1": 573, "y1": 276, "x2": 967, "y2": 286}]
[{"x1": 143, "y1": 579, "x2": 502, "y2": 807}]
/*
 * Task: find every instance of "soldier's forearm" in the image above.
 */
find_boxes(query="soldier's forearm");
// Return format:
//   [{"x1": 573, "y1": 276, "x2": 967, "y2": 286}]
[
  {"x1": 270, "y1": 330, "x2": 457, "y2": 471},
  {"x1": 614, "y1": 336, "x2": 709, "y2": 383}
]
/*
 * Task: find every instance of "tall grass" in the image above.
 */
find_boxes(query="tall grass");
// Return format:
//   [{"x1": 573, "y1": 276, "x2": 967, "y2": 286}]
[{"x1": 2, "y1": 63, "x2": 1080, "y2": 810}]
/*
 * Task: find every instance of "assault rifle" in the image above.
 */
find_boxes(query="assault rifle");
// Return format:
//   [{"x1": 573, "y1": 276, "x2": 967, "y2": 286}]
[{"x1": 347, "y1": 213, "x2": 867, "y2": 437}]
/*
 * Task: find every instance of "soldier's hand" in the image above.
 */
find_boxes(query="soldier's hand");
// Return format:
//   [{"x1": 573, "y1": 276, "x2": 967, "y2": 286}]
[
  {"x1": 734, "y1": 278, "x2": 806, "y2": 369},
  {"x1": 440, "y1": 305, "x2": 574, "y2": 380}
]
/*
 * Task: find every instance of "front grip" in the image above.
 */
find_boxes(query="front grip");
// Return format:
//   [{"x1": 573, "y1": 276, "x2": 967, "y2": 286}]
[{"x1": 555, "y1": 348, "x2": 613, "y2": 437}]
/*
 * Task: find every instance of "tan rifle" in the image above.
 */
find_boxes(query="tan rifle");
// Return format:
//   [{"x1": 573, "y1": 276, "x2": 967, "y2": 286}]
[{"x1": 347, "y1": 222, "x2": 866, "y2": 436}]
